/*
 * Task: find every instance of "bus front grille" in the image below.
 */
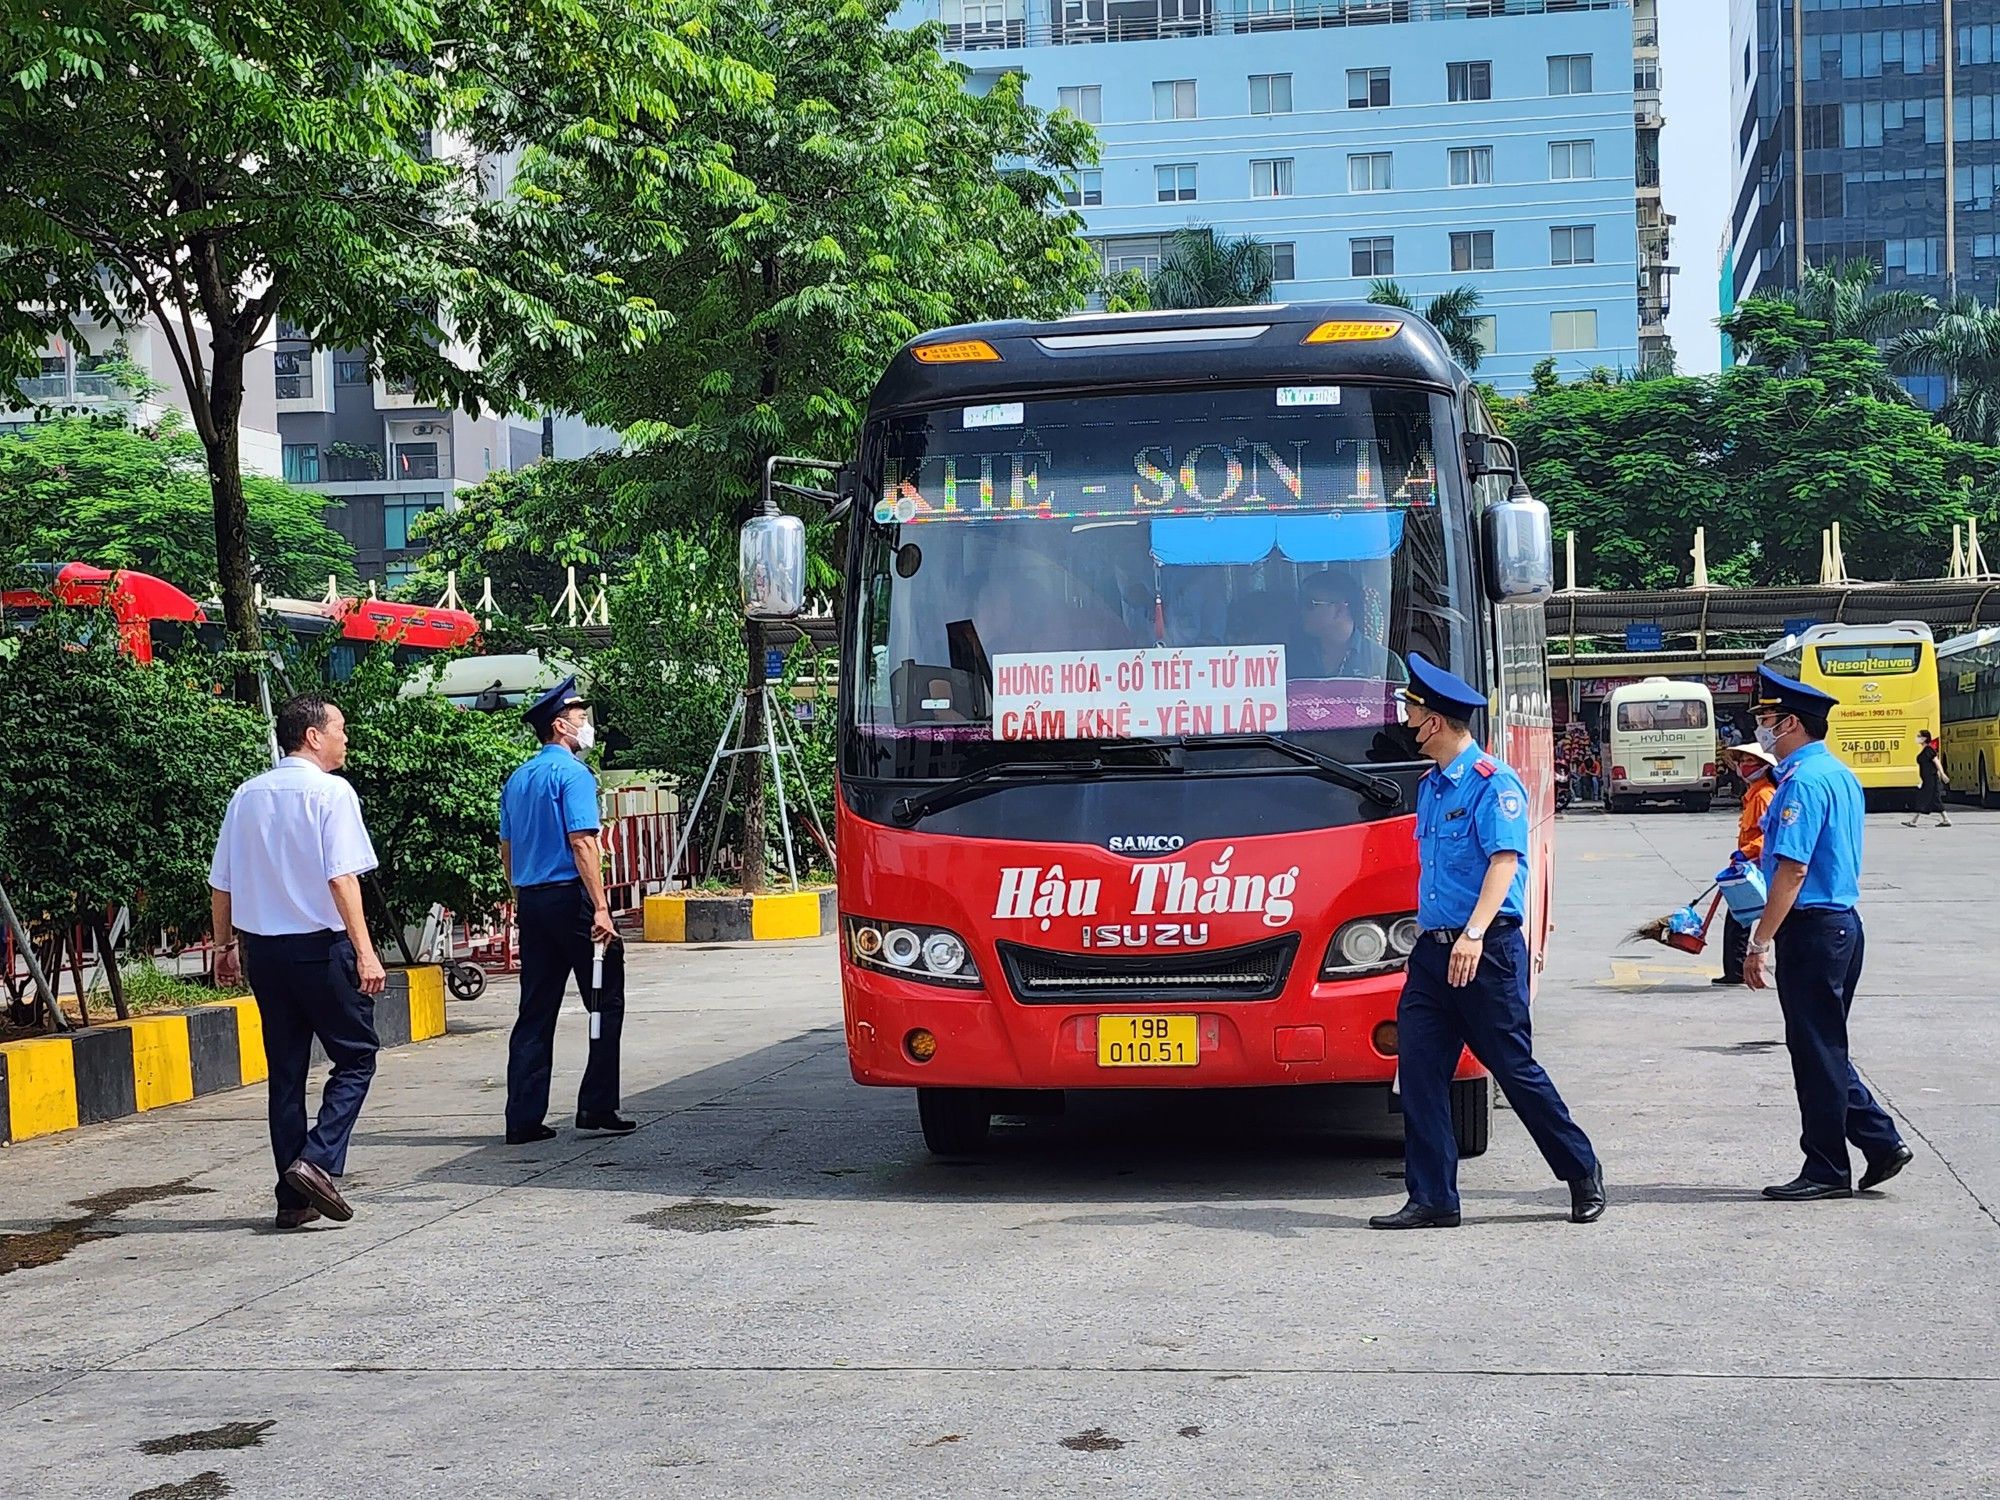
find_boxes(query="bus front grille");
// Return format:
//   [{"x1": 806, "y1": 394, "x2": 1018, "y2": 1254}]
[{"x1": 996, "y1": 935, "x2": 1298, "y2": 1005}]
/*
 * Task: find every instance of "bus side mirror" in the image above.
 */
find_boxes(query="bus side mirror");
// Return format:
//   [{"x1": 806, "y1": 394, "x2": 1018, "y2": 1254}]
[
  {"x1": 1482, "y1": 489, "x2": 1554, "y2": 602},
  {"x1": 740, "y1": 512, "x2": 807, "y2": 621}
]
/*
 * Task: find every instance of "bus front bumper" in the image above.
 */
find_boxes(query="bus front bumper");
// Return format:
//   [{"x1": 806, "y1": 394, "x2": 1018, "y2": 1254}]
[{"x1": 841, "y1": 961, "x2": 1486, "y2": 1091}]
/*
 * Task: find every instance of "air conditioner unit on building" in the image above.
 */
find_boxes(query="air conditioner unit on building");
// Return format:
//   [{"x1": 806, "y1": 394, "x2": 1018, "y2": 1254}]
[{"x1": 411, "y1": 423, "x2": 437, "y2": 435}]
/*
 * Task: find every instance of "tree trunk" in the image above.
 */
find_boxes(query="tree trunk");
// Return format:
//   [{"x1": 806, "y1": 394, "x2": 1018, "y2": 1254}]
[
  {"x1": 201, "y1": 348, "x2": 261, "y2": 675},
  {"x1": 740, "y1": 616, "x2": 768, "y2": 894}
]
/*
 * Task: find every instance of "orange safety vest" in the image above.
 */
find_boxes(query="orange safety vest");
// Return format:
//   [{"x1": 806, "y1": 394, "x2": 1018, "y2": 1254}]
[{"x1": 1737, "y1": 775, "x2": 1777, "y2": 861}]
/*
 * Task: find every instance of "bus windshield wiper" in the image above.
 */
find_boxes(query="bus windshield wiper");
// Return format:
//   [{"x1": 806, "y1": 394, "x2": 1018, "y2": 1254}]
[
  {"x1": 1170, "y1": 733, "x2": 1404, "y2": 809},
  {"x1": 890, "y1": 754, "x2": 1171, "y2": 827}
]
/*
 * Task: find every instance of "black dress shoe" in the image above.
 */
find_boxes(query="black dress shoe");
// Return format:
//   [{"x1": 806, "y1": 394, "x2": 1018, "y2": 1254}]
[
  {"x1": 1711, "y1": 976, "x2": 1744, "y2": 986},
  {"x1": 1859, "y1": 1144, "x2": 1913, "y2": 1191},
  {"x1": 505, "y1": 1123, "x2": 558, "y2": 1144},
  {"x1": 1762, "y1": 1175, "x2": 1852, "y2": 1201},
  {"x1": 1368, "y1": 1200, "x2": 1461, "y2": 1230},
  {"x1": 575, "y1": 1112, "x2": 637, "y2": 1134},
  {"x1": 1569, "y1": 1165, "x2": 1607, "y2": 1223},
  {"x1": 275, "y1": 1205, "x2": 321, "y2": 1230}
]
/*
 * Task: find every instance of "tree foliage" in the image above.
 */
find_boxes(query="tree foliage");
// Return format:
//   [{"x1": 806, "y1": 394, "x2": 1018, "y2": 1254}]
[
  {"x1": 0, "y1": 0, "x2": 767, "y2": 648},
  {"x1": 0, "y1": 618, "x2": 268, "y2": 938},
  {"x1": 1513, "y1": 301, "x2": 1997, "y2": 589},
  {"x1": 1726, "y1": 259, "x2": 1933, "y2": 406},
  {"x1": 0, "y1": 417, "x2": 353, "y2": 594},
  {"x1": 1367, "y1": 280, "x2": 1488, "y2": 370},
  {"x1": 1889, "y1": 296, "x2": 2000, "y2": 446},
  {"x1": 1148, "y1": 226, "x2": 1275, "y2": 310}
]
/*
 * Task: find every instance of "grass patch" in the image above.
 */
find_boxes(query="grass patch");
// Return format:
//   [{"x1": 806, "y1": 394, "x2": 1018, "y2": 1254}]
[{"x1": 97, "y1": 961, "x2": 249, "y2": 1014}]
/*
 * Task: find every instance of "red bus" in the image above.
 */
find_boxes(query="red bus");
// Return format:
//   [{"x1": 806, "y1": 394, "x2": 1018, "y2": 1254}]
[
  {"x1": 2, "y1": 563, "x2": 477, "y2": 671},
  {"x1": 754, "y1": 304, "x2": 1556, "y2": 1156}
]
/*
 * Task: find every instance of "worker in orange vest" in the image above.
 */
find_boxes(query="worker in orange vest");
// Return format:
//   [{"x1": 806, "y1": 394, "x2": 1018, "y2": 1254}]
[{"x1": 1715, "y1": 741, "x2": 1779, "y2": 987}]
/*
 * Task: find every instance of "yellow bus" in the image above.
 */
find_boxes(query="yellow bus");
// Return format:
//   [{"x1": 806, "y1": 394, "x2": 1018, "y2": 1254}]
[
  {"x1": 1763, "y1": 621, "x2": 1939, "y2": 800},
  {"x1": 1938, "y1": 626, "x2": 2000, "y2": 805}
]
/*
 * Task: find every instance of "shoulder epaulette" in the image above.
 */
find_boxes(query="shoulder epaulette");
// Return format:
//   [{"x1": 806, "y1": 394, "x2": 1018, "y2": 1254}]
[{"x1": 1473, "y1": 757, "x2": 1497, "y2": 778}]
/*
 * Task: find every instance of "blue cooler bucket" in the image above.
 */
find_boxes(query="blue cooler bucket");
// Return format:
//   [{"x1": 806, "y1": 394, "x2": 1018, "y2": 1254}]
[{"x1": 1716, "y1": 859, "x2": 1767, "y2": 926}]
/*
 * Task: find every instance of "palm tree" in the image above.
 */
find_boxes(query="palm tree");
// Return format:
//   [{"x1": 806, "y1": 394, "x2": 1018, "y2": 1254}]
[
  {"x1": 1365, "y1": 280, "x2": 1487, "y2": 370},
  {"x1": 1728, "y1": 259, "x2": 1935, "y2": 402},
  {"x1": 1889, "y1": 296, "x2": 2000, "y2": 445},
  {"x1": 1148, "y1": 226, "x2": 1275, "y2": 309}
]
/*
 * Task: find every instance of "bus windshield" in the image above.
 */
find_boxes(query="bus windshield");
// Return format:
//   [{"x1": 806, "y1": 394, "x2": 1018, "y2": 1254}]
[{"x1": 847, "y1": 384, "x2": 1473, "y2": 781}]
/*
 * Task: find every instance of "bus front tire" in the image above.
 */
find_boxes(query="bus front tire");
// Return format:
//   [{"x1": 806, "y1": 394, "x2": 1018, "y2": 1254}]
[
  {"x1": 917, "y1": 1088, "x2": 991, "y2": 1156},
  {"x1": 1451, "y1": 1076, "x2": 1492, "y2": 1158}
]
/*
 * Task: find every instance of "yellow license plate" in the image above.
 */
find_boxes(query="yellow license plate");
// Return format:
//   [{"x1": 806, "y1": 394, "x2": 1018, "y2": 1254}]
[
  {"x1": 1097, "y1": 1014, "x2": 1200, "y2": 1068},
  {"x1": 1650, "y1": 758, "x2": 1677, "y2": 771},
  {"x1": 1852, "y1": 750, "x2": 1890, "y2": 764}
]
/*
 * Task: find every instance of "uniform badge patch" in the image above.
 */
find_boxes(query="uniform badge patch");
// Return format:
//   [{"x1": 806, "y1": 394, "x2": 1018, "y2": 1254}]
[
  {"x1": 1500, "y1": 792, "x2": 1523, "y2": 818},
  {"x1": 1781, "y1": 805, "x2": 1800, "y2": 824}
]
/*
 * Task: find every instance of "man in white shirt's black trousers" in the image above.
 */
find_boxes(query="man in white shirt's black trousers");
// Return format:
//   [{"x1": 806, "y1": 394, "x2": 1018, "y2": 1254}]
[{"x1": 210, "y1": 694, "x2": 388, "y2": 1229}]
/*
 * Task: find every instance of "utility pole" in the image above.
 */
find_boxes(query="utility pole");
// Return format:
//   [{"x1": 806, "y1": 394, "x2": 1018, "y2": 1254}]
[
  {"x1": 1945, "y1": 0, "x2": 1958, "y2": 301},
  {"x1": 1793, "y1": 0, "x2": 1807, "y2": 286}
]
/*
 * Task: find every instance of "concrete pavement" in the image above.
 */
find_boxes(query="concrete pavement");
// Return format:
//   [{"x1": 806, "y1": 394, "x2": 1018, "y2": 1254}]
[{"x1": 1, "y1": 807, "x2": 1994, "y2": 1497}]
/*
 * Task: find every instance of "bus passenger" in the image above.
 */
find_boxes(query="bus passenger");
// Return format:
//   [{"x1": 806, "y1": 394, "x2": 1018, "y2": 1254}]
[
  {"x1": 1292, "y1": 572, "x2": 1408, "y2": 682},
  {"x1": 1741, "y1": 669, "x2": 1912, "y2": 1199},
  {"x1": 1369, "y1": 656, "x2": 1605, "y2": 1230}
]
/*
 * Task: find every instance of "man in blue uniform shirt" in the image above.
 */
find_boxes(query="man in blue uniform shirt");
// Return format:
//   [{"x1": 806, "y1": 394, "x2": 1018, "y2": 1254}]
[
  {"x1": 1742, "y1": 668, "x2": 1911, "y2": 1200},
  {"x1": 1370, "y1": 656, "x2": 1605, "y2": 1230},
  {"x1": 499, "y1": 676, "x2": 634, "y2": 1144}
]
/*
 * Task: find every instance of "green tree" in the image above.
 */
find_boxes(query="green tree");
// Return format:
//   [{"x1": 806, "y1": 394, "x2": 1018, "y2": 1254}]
[
  {"x1": 0, "y1": 0, "x2": 765, "y2": 653},
  {"x1": 1723, "y1": 262, "x2": 1933, "y2": 403},
  {"x1": 1366, "y1": 280, "x2": 1488, "y2": 370},
  {"x1": 0, "y1": 417, "x2": 353, "y2": 595},
  {"x1": 544, "y1": 0, "x2": 1100, "y2": 890},
  {"x1": 1889, "y1": 296, "x2": 2000, "y2": 446},
  {"x1": 400, "y1": 456, "x2": 627, "y2": 619},
  {"x1": 0, "y1": 617, "x2": 267, "y2": 947},
  {"x1": 1512, "y1": 314, "x2": 1994, "y2": 588},
  {"x1": 1148, "y1": 226, "x2": 1275, "y2": 309}
]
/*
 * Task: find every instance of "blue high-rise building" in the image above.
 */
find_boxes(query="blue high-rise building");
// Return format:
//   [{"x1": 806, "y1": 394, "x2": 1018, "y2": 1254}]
[{"x1": 901, "y1": 0, "x2": 1672, "y2": 391}]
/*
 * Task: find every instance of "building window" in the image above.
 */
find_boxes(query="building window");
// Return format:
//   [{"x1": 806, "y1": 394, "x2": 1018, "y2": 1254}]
[
  {"x1": 393, "y1": 441, "x2": 441, "y2": 480},
  {"x1": 1153, "y1": 79, "x2": 1197, "y2": 121},
  {"x1": 1155, "y1": 164, "x2": 1197, "y2": 203},
  {"x1": 1551, "y1": 309, "x2": 1598, "y2": 351},
  {"x1": 1348, "y1": 152, "x2": 1392, "y2": 193},
  {"x1": 1351, "y1": 237, "x2": 1394, "y2": 277},
  {"x1": 1634, "y1": 58, "x2": 1660, "y2": 91},
  {"x1": 1448, "y1": 146, "x2": 1494, "y2": 187},
  {"x1": 335, "y1": 358, "x2": 369, "y2": 385},
  {"x1": 1099, "y1": 235, "x2": 1166, "y2": 279},
  {"x1": 1062, "y1": 169, "x2": 1103, "y2": 207},
  {"x1": 1347, "y1": 68, "x2": 1390, "y2": 109},
  {"x1": 1266, "y1": 242, "x2": 1296, "y2": 282},
  {"x1": 1252, "y1": 158, "x2": 1295, "y2": 198},
  {"x1": 273, "y1": 349, "x2": 313, "y2": 401},
  {"x1": 1548, "y1": 54, "x2": 1593, "y2": 96},
  {"x1": 1448, "y1": 61, "x2": 1491, "y2": 102},
  {"x1": 1549, "y1": 139, "x2": 1595, "y2": 180},
  {"x1": 72, "y1": 351, "x2": 119, "y2": 399},
  {"x1": 1250, "y1": 73, "x2": 1293, "y2": 115},
  {"x1": 21, "y1": 353, "x2": 68, "y2": 400},
  {"x1": 282, "y1": 443, "x2": 320, "y2": 484},
  {"x1": 1057, "y1": 85, "x2": 1101, "y2": 123},
  {"x1": 1470, "y1": 315, "x2": 1498, "y2": 356},
  {"x1": 1451, "y1": 230, "x2": 1494, "y2": 272},
  {"x1": 1804, "y1": 172, "x2": 1845, "y2": 219},
  {"x1": 1551, "y1": 224, "x2": 1597, "y2": 266},
  {"x1": 383, "y1": 494, "x2": 446, "y2": 551}
]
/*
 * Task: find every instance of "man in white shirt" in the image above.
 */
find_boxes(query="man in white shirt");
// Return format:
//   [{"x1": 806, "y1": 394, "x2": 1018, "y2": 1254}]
[{"x1": 210, "y1": 694, "x2": 387, "y2": 1229}]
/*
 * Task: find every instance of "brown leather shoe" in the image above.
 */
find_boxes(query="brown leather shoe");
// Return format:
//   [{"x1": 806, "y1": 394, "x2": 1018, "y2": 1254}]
[
  {"x1": 282, "y1": 1159, "x2": 353, "y2": 1222},
  {"x1": 275, "y1": 1205, "x2": 322, "y2": 1230}
]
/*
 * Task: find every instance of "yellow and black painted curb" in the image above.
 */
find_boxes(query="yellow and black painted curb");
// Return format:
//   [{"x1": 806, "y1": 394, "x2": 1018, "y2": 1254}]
[
  {"x1": 643, "y1": 887, "x2": 836, "y2": 944},
  {"x1": 0, "y1": 965, "x2": 445, "y2": 1147}
]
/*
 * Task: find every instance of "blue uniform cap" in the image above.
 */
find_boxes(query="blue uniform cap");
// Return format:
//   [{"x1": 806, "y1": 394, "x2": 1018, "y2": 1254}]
[
  {"x1": 522, "y1": 674, "x2": 588, "y2": 735},
  {"x1": 1397, "y1": 654, "x2": 1486, "y2": 720},
  {"x1": 1753, "y1": 666, "x2": 1838, "y2": 719}
]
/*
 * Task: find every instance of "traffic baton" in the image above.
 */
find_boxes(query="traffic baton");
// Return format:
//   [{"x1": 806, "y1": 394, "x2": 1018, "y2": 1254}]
[{"x1": 589, "y1": 940, "x2": 606, "y2": 1040}]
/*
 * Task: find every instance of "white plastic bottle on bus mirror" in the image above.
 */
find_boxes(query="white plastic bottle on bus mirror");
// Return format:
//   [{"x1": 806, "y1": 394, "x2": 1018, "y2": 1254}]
[
  {"x1": 1482, "y1": 488, "x2": 1554, "y2": 602},
  {"x1": 740, "y1": 512, "x2": 807, "y2": 620}
]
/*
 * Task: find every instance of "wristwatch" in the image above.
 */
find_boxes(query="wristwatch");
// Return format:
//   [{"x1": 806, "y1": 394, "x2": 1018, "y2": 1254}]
[
  {"x1": 1464, "y1": 924, "x2": 1487, "y2": 942},
  {"x1": 1748, "y1": 938, "x2": 1774, "y2": 956}
]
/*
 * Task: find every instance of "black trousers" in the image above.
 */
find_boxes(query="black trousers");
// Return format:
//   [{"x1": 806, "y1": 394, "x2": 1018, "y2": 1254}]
[
  {"x1": 1773, "y1": 909, "x2": 1902, "y2": 1185},
  {"x1": 241, "y1": 930, "x2": 379, "y2": 1210},
  {"x1": 1721, "y1": 912, "x2": 1749, "y2": 983},
  {"x1": 506, "y1": 882, "x2": 625, "y2": 1132}
]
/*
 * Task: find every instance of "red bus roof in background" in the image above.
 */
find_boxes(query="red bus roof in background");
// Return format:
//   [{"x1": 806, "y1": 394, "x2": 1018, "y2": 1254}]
[
  {"x1": 333, "y1": 596, "x2": 479, "y2": 647},
  {"x1": 0, "y1": 563, "x2": 207, "y2": 623}
]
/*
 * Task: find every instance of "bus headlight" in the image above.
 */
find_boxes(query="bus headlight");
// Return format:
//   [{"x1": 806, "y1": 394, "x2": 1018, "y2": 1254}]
[
  {"x1": 845, "y1": 917, "x2": 983, "y2": 989},
  {"x1": 1321, "y1": 912, "x2": 1420, "y2": 978}
]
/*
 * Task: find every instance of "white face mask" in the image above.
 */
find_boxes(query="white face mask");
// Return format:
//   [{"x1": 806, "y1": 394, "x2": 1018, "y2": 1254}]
[
  {"x1": 569, "y1": 719, "x2": 597, "y2": 753},
  {"x1": 1754, "y1": 725, "x2": 1779, "y2": 753}
]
